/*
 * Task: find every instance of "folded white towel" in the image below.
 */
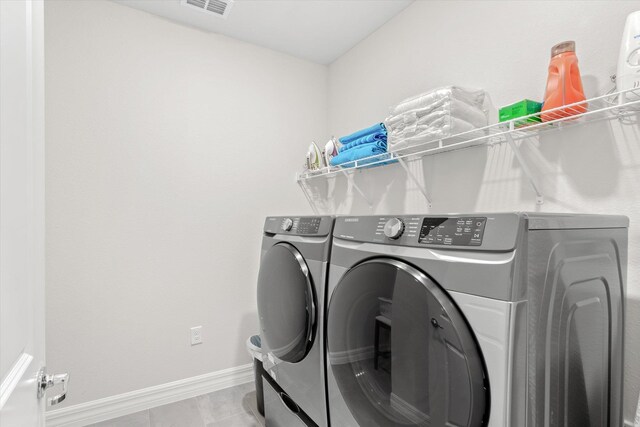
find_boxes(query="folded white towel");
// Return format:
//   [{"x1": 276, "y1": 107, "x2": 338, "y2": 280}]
[
  {"x1": 390, "y1": 86, "x2": 487, "y2": 116},
  {"x1": 385, "y1": 86, "x2": 491, "y2": 153},
  {"x1": 386, "y1": 98, "x2": 488, "y2": 132},
  {"x1": 388, "y1": 116, "x2": 484, "y2": 152}
]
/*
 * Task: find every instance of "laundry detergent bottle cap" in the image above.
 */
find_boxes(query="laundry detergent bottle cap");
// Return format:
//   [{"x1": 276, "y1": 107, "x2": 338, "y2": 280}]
[
  {"x1": 541, "y1": 40, "x2": 587, "y2": 122},
  {"x1": 551, "y1": 40, "x2": 575, "y2": 57}
]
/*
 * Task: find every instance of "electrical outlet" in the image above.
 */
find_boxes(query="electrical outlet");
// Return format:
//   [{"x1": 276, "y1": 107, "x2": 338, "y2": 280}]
[{"x1": 190, "y1": 326, "x2": 203, "y2": 345}]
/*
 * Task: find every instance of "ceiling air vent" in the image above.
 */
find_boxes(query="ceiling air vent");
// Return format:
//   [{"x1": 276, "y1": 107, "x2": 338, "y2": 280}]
[{"x1": 181, "y1": 0, "x2": 234, "y2": 19}]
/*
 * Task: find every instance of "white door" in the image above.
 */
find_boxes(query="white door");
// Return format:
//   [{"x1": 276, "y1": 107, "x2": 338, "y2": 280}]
[{"x1": 0, "y1": 1, "x2": 65, "y2": 425}]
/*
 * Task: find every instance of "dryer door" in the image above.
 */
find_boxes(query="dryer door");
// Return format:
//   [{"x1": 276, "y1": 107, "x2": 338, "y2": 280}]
[
  {"x1": 327, "y1": 258, "x2": 488, "y2": 427},
  {"x1": 257, "y1": 243, "x2": 316, "y2": 363}
]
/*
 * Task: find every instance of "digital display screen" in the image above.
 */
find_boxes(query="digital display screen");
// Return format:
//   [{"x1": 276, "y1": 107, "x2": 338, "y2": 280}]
[{"x1": 419, "y1": 217, "x2": 487, "y2": 246}]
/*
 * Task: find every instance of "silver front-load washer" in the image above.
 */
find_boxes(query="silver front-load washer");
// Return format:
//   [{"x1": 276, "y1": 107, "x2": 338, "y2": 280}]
[
  {"x1": 257, "y1": 216, "x2": 334, "y2": 427},
  {"x1": 326, "y1": 213, "x2": 627, "y2": 427}
]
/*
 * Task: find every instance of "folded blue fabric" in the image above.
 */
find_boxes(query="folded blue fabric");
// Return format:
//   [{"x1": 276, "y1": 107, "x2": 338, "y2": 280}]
[
  {"x1": 330, "y1": 142, "x2": 388, "y2": 168},
  {"x1": 339, "y1": 133, "x2": 387, "y2": 152},
  {"x1": 343, "y1": 139, "x2": 386, "y2": 152},
  {"x1": 339, "y1": 123, "x2": 387, "y2": 144}
]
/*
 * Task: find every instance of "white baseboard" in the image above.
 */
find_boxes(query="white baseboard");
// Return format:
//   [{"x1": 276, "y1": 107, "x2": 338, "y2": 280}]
[{"x1": 45, "y1": 363, "x2": 253, "y2": 427}]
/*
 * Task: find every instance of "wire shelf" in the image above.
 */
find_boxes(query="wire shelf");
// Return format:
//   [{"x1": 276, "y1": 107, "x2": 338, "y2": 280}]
[{"x1": 297, "y1": 87, "x2": 640, "y2": 182}]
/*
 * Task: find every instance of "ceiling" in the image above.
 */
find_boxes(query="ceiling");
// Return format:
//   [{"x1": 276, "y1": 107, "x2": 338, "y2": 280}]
[{"x1": 112, "y1": 0, "x2": 413, "y2": 64}]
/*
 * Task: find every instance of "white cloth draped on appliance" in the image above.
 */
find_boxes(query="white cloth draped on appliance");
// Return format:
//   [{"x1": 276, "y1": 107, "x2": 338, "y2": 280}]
[{"x1": 385, "y1": 86, "x2": 491, "y2": 153}]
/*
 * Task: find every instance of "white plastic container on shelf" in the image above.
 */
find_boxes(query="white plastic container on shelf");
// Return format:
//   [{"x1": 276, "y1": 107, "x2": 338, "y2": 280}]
[{"x1": 618, "y1": 11, "x2": 640, "y2": 103}]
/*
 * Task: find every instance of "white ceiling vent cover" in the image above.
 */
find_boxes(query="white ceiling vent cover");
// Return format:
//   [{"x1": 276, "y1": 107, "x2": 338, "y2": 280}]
[{"x1": 181, "y1": 0, "x2": 234, "y2": 19}]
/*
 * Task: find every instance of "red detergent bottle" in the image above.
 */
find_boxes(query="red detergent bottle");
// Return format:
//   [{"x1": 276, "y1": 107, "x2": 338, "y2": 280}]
[{"x1": 541, "y1": 41, "x2": 587, "y2": 122}]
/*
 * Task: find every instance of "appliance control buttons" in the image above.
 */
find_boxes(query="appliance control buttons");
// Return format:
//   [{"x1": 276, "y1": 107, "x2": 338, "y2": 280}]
[
  {"x1": 297, "y1": 217, "x2": 321, "y2": 234},
  {"x1": 419, "y1": 217, "x2": 486, "y2": 246},
  {"x1": 383, "y1": 218, "x2": 405, "y2": 239},
  {"x1": 282, "y1": 218, "x2": 293, "y2": 231}
]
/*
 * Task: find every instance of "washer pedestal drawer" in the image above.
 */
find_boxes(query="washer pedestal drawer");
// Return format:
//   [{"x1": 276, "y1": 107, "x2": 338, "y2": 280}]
[{"x1": 263, "y1": 374, "x2": 317, "y2": 427}]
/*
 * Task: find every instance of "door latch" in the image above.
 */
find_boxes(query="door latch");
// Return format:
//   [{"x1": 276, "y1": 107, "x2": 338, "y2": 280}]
[{"x1": 37, "y1": 368, "x2": 69, "y2": 406}]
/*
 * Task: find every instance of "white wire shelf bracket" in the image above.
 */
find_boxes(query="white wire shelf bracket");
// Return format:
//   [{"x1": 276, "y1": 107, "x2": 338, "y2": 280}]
[
  {"x1": 340, "y1": 169, "x2": 373, "y2": 209},
  {"x1": 506, "y1": 131, "x2": 544, "y2": 205},
  {"x1": 396, "y1": 157, "x2": 432, "y2": 208},
  {"x1": 296, "y1": 178, "x2": 320, "y2": 214},
  {"x1": 296, "y1": 87, "x2": 640, "y2": 208}
]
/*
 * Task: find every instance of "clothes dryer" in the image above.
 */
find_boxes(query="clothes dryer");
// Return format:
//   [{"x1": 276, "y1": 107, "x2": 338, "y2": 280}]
[
  {"x1": 326, "y1": 213, "x2": 627, "y2": 427},
  {"x1": 257, "y1": 216, "x2": 334, "y2": 427}
]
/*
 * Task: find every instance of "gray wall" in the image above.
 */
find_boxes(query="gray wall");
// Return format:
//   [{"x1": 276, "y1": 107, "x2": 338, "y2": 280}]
[{"x1": 44, "y1": 0, "x2": 327, "y2": 407}]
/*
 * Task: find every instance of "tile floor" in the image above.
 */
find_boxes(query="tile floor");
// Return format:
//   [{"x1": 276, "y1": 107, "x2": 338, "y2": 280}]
[{"x1": 88, "y1": 382, "x2": 264, "y2": 427}]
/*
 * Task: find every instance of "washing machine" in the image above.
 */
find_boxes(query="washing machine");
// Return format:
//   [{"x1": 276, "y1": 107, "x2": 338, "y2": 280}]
[
  {"x1": 257, "y1": 216, "x2": 334, "y2": 427},
  {"x1": 325, "y1": 213, "x2": 627, "y2": 427}
]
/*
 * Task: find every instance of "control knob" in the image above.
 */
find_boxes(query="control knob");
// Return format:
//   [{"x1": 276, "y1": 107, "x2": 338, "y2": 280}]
[
  {"x1": 282, "y1": 218, "x2": 293, "y2": 231},
  {"x1": 383, "y1": 218, "x2": 405, "y2": 239}
]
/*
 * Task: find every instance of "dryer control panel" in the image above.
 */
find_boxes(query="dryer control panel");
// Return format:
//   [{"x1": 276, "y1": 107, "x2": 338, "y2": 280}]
[{"x1": 264, "y1": 216, "x2": 333, "y2": 236}]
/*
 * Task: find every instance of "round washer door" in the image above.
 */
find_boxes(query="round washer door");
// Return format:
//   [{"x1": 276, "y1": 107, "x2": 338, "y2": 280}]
[
  {"x1": 257, "y1": 243, "x2": 316, "y2": 363},
  {"x1": 327, "y1": 258, "x2": 488, "y2": 427}
]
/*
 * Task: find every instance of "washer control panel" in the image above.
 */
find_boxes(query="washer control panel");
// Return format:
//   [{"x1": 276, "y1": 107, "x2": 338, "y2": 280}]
[
  {"x1": 333, "y1": 214, "x2": 515, "y2": 250},
  {"x1": 418, "y1": 217, "x2": 487, "y2": 246},
  {"x1": 264, "y1": 216, "x2": 331, "y2": 236}
]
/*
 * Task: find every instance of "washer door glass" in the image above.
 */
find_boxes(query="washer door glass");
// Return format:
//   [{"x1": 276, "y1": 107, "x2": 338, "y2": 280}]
[
  {"x1": 257, "y1": 243, "x2": 316, "y2": 363},
  {"x1": 327, "y1": 258, "x2": 488, "y2": 426}
]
